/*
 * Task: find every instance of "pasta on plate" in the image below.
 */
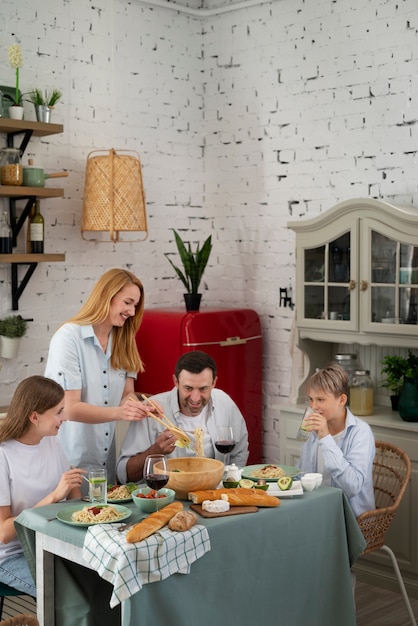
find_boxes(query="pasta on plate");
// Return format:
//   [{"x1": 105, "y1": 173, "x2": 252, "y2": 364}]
[
  {"x1": 251, "y1": 465, "x2": 286, "y2": 479},
  {"x1": 107, "y1": 485, "x2": 133, "y2": 500},
  {"x1": 71, "y1": 505, "x2": 125, "y2": 524}
]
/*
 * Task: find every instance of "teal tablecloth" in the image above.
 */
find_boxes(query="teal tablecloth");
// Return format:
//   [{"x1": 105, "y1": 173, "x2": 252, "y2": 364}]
[{"x1": 15, "y1": 486, "x2": 365, "y2": 626}]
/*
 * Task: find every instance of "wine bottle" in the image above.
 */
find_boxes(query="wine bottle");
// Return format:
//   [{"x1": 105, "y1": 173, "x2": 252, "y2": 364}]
[
  {"x1": 29, "y1": 200, "x2": 44, "y2": 253},
  {"x1": 26, "y1": 202, "x2": 36, "y2": 252},
  {"x1": 0, "y1": 210, "x2": 12, "y2": 254}
]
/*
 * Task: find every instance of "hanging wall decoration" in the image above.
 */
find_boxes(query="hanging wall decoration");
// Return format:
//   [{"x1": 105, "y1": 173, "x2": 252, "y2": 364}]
[{"x1": 81, "y1": 148, "x2": 148, "y2": 242}]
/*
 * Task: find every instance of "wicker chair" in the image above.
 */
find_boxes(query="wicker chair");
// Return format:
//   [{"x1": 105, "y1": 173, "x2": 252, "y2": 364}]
[
  {"x1": 357, "y1": 441, "x2": 417, "y2": 626},
  {"x1": 0, "y1": 584, "x2": 30, "y2": 622},
  {"x1": 0, "y1": 615, "x2": 38, "y2": 626}
]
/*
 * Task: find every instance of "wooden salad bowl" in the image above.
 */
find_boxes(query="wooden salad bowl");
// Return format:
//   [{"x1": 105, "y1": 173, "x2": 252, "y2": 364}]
[{"x1": 155, "y1": 456, "x2": 224, "y2": 500}]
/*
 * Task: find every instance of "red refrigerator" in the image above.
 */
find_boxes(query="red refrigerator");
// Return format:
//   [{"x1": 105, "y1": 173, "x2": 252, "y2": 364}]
[{"x1": 134, "y1": 308, "x2": 263, "y2": 464}]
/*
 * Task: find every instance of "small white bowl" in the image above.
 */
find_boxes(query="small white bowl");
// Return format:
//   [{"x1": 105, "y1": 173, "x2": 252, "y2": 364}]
[
  {"x1": 304, "y1": 473, "x2": 323, "y2": 488},
  {"x1": 301, "y1": 476, "x2": 316, "y2": 492}
]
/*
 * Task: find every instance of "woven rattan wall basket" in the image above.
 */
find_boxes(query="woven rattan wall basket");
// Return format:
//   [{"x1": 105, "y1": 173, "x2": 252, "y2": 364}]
[{"x1": 81, "y1": 148, "x2": 148, "y2": 242}]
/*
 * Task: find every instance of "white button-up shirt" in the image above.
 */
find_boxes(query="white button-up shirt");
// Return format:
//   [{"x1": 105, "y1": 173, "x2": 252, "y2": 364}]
[
  {"x1": 116, "y1": 387, "x2": 249, "y2": 484},
  {"x1": 45, "y1": 323, "x2": 135, "y2": 483}
]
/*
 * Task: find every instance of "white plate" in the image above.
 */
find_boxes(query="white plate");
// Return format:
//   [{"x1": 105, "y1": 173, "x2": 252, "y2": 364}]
[{"x1": 267, "y1": 480, "x2": 303, "y2": 498}]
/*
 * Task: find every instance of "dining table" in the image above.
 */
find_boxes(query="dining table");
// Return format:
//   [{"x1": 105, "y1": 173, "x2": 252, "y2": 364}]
[{"x1": 15, "y1": 485, "x2": 366, "y2": 626}]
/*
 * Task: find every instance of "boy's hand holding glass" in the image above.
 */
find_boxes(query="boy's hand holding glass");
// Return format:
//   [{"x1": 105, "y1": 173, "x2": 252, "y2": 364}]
[{"x1": 297, "y1": 407, "x2": 315, "y2": 441}]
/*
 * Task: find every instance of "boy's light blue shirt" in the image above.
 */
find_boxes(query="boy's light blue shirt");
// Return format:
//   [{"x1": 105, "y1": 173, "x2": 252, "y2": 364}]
[{"x1": 298, "y1": 408, "x2": 376, "y2": 517}]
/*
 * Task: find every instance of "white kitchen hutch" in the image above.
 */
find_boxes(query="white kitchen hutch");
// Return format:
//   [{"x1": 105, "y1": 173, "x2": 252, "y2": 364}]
[{"x1": 280, "y1": 197, "x2": 418, "y2": 598}]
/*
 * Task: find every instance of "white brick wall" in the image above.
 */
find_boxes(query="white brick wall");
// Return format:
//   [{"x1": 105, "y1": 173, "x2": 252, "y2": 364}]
[{"x1": 0, "y1": 0, "x2": 417, "y2": 463}]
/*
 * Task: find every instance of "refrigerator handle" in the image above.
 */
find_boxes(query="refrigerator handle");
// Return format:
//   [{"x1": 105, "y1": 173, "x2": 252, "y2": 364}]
[
  {"x1": 220, "y1": 336, "x2": 247, "y2": 346},
  {"x1": 183, "y1": 335, "x2": 262, "y2": 348}
]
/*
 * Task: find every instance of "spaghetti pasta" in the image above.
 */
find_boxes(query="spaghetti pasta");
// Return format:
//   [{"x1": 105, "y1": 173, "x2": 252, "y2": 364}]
[
  {"x1": 193, "y1": 427, "x2": 205, "y2": 457},
  {"x1": 107, "y1": 485, "x2": 132, "y2": 500},
  {"x1": 251, "y1": 465, "x2": 286, "y2": 479},
  {"x1": 71, "y1": 505, "x2": 125, "y2": 524}
]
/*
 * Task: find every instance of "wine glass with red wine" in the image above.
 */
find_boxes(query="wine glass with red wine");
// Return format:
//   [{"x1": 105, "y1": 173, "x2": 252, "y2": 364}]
[
  {"x1": 214, "y1": 426, "x2": 236, "y2": 466},
  {"x1": 143, "y1": 454, "x2": 169, "y2": 503}
]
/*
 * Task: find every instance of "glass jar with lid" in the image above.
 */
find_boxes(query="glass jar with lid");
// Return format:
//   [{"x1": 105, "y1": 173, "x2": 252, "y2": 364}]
[
  {"x1": 332, "y1": 353, "x2": 360, "y2": 383},
  {"x1": 349, "y1": 370, "x2": 374, "y2": 416},
  {"x1": 0, "y1": 147, "x2": 23, "y2": 186}
]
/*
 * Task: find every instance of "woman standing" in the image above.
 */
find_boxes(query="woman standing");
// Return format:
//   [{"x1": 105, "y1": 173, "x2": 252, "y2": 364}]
[
  {"x1": 0, "y1": 376, "x2": 83, "y2": 596},
  {"x1": 44, "y1": 268, "x2": 152, "y2": 484}
]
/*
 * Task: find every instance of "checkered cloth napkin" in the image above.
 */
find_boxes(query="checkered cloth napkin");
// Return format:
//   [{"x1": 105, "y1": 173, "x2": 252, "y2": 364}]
[{"x1": 82, "y1": 523, "x2": 211, "y2": 607}]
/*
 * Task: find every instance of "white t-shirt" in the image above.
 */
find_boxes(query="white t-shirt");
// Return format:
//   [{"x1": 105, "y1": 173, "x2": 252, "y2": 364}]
[
  {"x1": 177, "y1": 405, "x2": 214, "y2": 458},
  {"x1": 0, "y1": 437, "x2": 70, "y2": 561}
]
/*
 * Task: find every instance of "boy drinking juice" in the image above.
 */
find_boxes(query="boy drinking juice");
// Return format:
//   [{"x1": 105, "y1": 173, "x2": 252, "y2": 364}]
[{"x1": 298, "y1": 364, "x2": 375, "y2": 516}]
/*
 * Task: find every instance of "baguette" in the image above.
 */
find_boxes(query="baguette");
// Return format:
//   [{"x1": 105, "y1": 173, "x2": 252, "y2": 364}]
[
  {"x1": 188, "y1": 488, "x2": 280, "y2": 507},
  {"x1": 126, "y1": 502, "x2": 183, "y2": 543}
]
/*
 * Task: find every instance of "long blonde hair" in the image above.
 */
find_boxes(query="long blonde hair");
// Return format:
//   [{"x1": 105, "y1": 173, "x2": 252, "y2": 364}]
[
  {"x1": 0, "y1": 376, "x2": 64, "y2": 443},
  {"x1": 67, "y1": 268, "x2": 145, "y2": 373}
]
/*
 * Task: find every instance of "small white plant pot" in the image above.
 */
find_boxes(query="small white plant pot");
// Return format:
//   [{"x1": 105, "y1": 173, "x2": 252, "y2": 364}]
[
  {"x1": 0, "y1": 336, "x2": 21, "y2": 359},
  {"x1": 8, "y1": 105, "x2": 24, "y2": 120}
]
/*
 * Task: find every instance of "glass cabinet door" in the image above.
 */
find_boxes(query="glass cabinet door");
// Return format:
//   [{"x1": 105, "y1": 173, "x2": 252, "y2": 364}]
[
  {"x1": 367, "y1": 227, "x2": 418, "y2": 329},
  {"x1": 370, "y1": 231, "x2": 396, "y2": 324},
  {"x1": 399, "y1": 240, "x2": 418, "y2": 324},
  {"x1": 290, "y1": 200, "x2": 418, "y2": 349},
  {"x1": 303, "y1": 231, "x2": 351, "y2": 322}
]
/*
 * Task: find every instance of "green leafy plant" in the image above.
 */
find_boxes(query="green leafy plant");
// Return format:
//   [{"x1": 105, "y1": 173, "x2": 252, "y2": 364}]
[
  {"x1": 27, "y1": 88, "x2": 62, "y2": 107},
  {"x1": 405, "y1": 351, "x2": 418, "y2": 380},
  {"x1": 381, "y1": 351, "x2": 418, "y2": 395},
  {"x1": 165, "y1": 229, "x2": 212, "y2": 294},
  {"x1": 3, "y1": 91, "x2": 24, "y2": 106},
  {"x1": 0, "y1": 314, "x2": 28, "y2": 338}
]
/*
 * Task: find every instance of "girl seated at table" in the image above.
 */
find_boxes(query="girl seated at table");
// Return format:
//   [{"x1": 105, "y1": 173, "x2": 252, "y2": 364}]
[
  {"x1": 0, "y1": 376, "x2": 85, "y2": 597},
  {"x1": 298, "y1": 364, "x2": 375, "y2": 517}
]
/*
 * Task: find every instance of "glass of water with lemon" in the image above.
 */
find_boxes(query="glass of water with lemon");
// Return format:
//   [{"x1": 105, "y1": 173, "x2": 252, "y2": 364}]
[
  {"x1": 89, "y1": 468, "x2": 107, "y2": 505},
  {"x1": 296, "y1": 406, "x2": 315, "y2": 442}
]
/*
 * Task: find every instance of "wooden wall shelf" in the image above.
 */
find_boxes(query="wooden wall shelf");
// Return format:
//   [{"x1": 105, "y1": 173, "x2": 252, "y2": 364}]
[
  {"x1": 0, "y1": 187, "x2": 64, "y2": 198},
  {"x1": 0, "y1": 119, "x2": 66, "y2": 309},
  {"x1": 0, "y1": 119, "x2": 63, "y2": 136},
  {"x1": 0, "y1": 254, "x2": 65, "y2": 263}
]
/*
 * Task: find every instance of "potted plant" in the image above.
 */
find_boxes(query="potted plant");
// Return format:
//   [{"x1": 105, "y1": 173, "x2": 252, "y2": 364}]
[
  {"x1": 27, "y1": 88, "x2": 62, "y2": 123},
  {"x1": 381, "y1": 354, "x2": 409, "y2": 410},
  {"x1": 398, "y1": 351, "x2": 418, "y2": 423},
  {"x1": 0, "y1": 314, "x2": 27, "y2": 359},
  {"x1": 3, "y1": 44, "x2": 24, "y2": 119},
  {"x1": 382, "y1": 351, "x2": 418, "y2": 420},
  {"x1": 165, "y1": 228, "x2": 212, "y2": 311}
]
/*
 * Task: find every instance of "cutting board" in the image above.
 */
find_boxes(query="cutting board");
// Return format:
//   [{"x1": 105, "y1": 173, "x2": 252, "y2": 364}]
[{"x1": 190, "y1": 503, "x2": 258, "y2": 518}]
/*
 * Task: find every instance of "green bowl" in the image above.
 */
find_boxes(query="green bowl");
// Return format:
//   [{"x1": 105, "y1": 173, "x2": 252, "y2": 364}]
[{"x1": 132, "y1": 487, "x2": 175, "y2": 513}]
